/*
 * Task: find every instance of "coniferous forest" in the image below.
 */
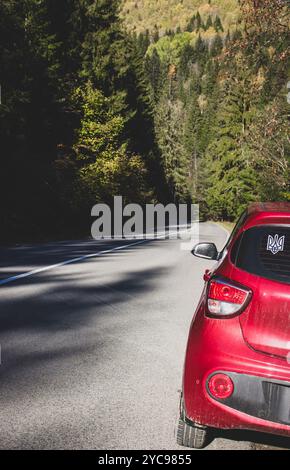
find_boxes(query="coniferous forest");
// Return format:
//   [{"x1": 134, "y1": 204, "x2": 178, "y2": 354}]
[{"x1": 0, "y1": 0, "x2": 289, "y2": 241}]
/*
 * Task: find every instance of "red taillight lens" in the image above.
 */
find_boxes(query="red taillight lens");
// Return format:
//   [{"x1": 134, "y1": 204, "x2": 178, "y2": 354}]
[
  {"x1": 207, "y1": 278, "x2": 251, "y2": 317},
  {"x1": 208, "y1": 373, "x2": 234, "y2": 400}
]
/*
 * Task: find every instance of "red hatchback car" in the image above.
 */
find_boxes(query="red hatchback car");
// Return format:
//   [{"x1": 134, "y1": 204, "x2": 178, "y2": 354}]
[{"x1": 177, "y1": 203, "x2": 290, "y2": 449}]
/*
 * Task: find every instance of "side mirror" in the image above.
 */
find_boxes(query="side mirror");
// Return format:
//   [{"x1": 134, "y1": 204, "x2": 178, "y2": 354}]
[{"x1": 191, "y1": 243, "x2": 219, "y2": 261}]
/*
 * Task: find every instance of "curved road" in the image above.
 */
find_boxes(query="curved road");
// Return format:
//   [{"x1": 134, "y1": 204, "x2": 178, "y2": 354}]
[{"x1": 0, "y1": 223, "x2": 288, "y2": 450}]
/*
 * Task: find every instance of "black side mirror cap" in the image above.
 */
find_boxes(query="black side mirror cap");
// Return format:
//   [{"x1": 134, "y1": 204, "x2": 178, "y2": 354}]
[{"x1": 191, "y1": 243, "x2": 219, "y2": 261}]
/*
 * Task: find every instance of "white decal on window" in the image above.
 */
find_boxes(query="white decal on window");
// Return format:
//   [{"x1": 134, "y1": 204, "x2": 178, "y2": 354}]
[{"x1": 267, "y1": 234, "x2": 285, "y2": 255}]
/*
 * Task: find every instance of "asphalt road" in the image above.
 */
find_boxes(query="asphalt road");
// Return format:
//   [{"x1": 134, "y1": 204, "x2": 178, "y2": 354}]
[{"x1": 0, "y1": 223, "x2": 289, "y2": 450}]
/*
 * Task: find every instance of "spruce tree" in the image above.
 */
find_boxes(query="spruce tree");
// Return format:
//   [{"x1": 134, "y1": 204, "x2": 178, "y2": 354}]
[
  {"x1": 179, "y1": 44, "x2": 195, "y2": 80},
  {"x1": 183, "y1": 95, "x2": 203, "y2": 198},
  {"x1": 155, "y1": 95, "x2": 190, "y2": 203},
  {"x1": 145, "y1": 48, "x2": 162, "y2": 104},
  {"x1": 196, "y1": 12, "x2": 202, "y2": 31},
  {"x1": 186, "y1": 14, "x2": 196, "y2": 32},
  {"x1": 205, "y1": 15, "x2": 213, "y2": 31},
  {"x1": 204, "y1": 76, "x2": 258, "y2": 219},
  {"x1": 214, "y1": 16, "x2": 224, "y2": 33},
  {"x1": 211, "y1": 35, "x2": 223, "y2": 57}
]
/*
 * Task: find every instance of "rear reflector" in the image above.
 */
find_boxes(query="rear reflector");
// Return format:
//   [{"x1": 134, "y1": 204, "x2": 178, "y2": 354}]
[
  {"x1": 208, "y1": 373, "x2": 234, "y2": 400},
  {"x1": 207, "y1": 278, "x2": 251, "y2": 317}
]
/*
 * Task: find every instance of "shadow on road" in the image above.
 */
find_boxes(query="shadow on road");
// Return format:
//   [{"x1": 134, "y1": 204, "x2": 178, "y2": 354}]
[
  {"x1": 0, "y1": 239, "x2": 151, "y2": 280},
  {"x1": 0, "y1": 241, "x2": 166, "y2": 380},
  {"x1": 212, "y1": 428, "x2": 290, "y2": 450}
]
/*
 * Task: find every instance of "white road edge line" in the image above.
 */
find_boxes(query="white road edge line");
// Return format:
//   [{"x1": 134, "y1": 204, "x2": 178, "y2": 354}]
[
  {"x1": 0, "y1": 226, "x2": 195, "y2": 287},
  {"x1": 0, "y1": 239, "x2": 148, "y2": 287}
]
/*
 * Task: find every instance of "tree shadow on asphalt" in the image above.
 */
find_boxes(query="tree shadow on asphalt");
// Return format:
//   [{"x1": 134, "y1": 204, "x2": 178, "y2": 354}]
[
  {"x1": 0, "y1": 244, "x2": 168, "y2": 382},
  {"x1": 0, "y1": 241, "x2": 174, "y2": 449},
  {"x1": 0, "y1": 238, "x2": 154, "y2": 280},
  {"x1": 209, "y1": 426, "x2": 290, "y2": 450}
]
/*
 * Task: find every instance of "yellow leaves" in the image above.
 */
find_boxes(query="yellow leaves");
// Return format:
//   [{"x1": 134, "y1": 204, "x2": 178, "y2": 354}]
[
  {"x1": 73, "y1": 82, "x2": 126, "y2": 158},
  {"x1": 197, "y1": 94, "x2": 208, "y2": 113},
  {"x1": 79, "y1": 148, "x2": 149, "y2": 202},
  {"x1": 121, "y1": 0, "x2": 241, "y2": 35},
  {"x1": 198, "y1": 3, "x2": 218, "y2": 17},
  {"x1": 268, "y1": 46, "x2": 276, "y2": 59},
  {"x1": 168, "y1": 64, "x2": 177, "y2": 79},
  {"x1": 74, "y1": 81, "x2": 151, "y2": 203},
  {"x1": 253, "y1": 67, "x2": 265, "y2": 90}
]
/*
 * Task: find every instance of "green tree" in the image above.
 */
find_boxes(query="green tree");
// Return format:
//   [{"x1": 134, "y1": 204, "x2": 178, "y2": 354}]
[
  {"x1": 155, "y1": 95, "x2": 190, "y2": 202},
  {"x1": 196, "y1": 12, "x2": 202, "y2": 31},
  {"x1": 183, "y1": 94, "x2": 203, "y2": 198},
  {"x1": 205, "y1": 15, "x2": 213, "y2": 31},
  {"x1": 179, "y1": 43, "x2": 195, "y2": 80},
  {"x1": 145, "y1": 48, "x2": 163, "y2": 103},
  {"x1": 210, "y1": 35, "x2": 223, "y2": 57},
  {"x1": 74, "y1": 82, "x2": 151, "y2": 205},
  {"x1": 152, "y1": 25, "x2": 159, "y2": 43},
  {"x1": 247, "y1": 93, "x2": 289, "y2": 202},
  {"x1": 214, "y1": 15, "x2": 224, "y2": 33},
  {"x1": 186, "y1": 14, "x2": 196, "y2": 33},
  {"x1": 203, "y1": 69, "x2": 259, "y2": 219}
]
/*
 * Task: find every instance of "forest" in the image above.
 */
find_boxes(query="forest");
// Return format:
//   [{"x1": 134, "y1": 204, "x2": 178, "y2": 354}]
[{"x1": 0, "y1": 0, "x2": 289, "y2": 241}]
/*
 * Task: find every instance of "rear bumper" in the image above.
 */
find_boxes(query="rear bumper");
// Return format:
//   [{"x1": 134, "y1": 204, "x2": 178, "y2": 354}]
[
  {"x1": 206, "y1": 371, "x2": 290, "y2": 427},
  {"x1": 183, "y1": 304, "x2": 290, "y2": 438}
]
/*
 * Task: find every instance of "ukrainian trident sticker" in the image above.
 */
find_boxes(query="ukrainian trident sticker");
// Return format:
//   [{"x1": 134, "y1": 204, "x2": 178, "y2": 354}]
[{"x1": 267, "y1": 234, "x2": 285, "y2": 255}]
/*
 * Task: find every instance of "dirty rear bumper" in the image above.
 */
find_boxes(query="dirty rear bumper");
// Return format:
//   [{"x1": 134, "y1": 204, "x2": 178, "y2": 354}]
[{"x1": 206, "y1": 372, "x2": 290, "y2": 427}]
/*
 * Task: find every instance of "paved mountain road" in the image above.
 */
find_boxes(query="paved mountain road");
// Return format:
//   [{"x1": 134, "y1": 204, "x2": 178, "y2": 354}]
[{"x1": 0, "y1": 223, "x2": 288, "y2": 450}]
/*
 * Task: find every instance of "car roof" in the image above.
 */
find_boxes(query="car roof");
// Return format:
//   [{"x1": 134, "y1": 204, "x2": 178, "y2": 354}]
[
  {"x1": 244, "y1": 203, "x2": 290, "y2": 230},
  {"x1": 247, "y1": 202, "x2": 290, "y2": 214}
]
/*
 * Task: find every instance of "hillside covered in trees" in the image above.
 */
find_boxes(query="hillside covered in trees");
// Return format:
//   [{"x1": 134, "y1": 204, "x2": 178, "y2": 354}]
[
  {"x1": 122, "y1": 0, "x2": 241, "y2": 35},
  {"x1": 0, "y1": 0, "x2": 289, "y2": 242},
  {"x1": 131, "y1": 0, "x2": 289, "y2": 218}
]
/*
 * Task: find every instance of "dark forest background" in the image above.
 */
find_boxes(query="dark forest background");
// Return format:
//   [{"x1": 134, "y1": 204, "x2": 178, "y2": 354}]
[{"x1": 0, "y1": 0, "x2": 289, "y2": 242}]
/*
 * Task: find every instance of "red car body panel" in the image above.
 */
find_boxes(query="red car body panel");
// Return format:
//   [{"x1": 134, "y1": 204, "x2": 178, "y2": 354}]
[{"x1": 183, "y1": 203, "x2": 290, "y2": 438}]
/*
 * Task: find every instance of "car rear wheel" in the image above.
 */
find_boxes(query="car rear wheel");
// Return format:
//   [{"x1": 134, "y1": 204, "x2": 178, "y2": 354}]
[{"x1": 177, "y1": 417, "x2": 209, "y2": 449}]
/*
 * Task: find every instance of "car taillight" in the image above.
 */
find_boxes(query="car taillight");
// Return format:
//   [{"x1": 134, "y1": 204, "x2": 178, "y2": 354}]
[{"x1": 207, "y1": 278, "x2": 251, "y2": 317}]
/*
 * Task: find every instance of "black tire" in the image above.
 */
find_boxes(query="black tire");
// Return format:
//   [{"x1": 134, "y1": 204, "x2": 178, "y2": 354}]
[{"x1": 177, "y1": 417, "x2": 209, "y2": 449}]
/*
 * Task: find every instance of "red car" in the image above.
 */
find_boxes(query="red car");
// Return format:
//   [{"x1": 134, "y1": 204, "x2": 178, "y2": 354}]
[{"x1": 177, "y1": 203, "x2": 290, "y2": 449}]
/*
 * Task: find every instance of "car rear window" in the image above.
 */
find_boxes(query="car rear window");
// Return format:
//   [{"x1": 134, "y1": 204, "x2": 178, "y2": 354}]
[{"x1": 231, "y1": 226, "x2": 290, "y2": 284}]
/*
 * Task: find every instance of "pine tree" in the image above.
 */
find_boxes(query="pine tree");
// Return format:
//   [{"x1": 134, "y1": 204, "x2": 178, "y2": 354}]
[
  {"x1": 205, "y1": 15, "x2": 213, "y2": 31},
  {"x1": 211, "y1": 34, "x2": 223, "y2": 57},
  {"x1": 80, "y1": 0, "x2": 126, "y2": 93},
  {"x1": 195, "y1": 35, "x2": 208, "y2": 68},
  {"x1": 183, "y1": 94, "x2": 203, "y2": 198},
  {"x1": 179, "y1": 43, "x2": 195, "y2": 80},
  {"x1": 152, "y1": 25, "x2": 159, "y2": 43},
  {"x1": 186, "y1": 14, "x2": 196, "y2": 33},
  {"x1": 137, "y1": 30, "x2": 150, "y2": 56},
  {"x1": 214, "y1": 16, "x2": 224, "y2": 33},
  {"x1": 203, "y1": 73, "x2": 258, "y2": 220},
  {"x1": 145, "y1": 48, "x2": 162, "y2": 103},
  {"x1": 196, "y1": 12, "x2": 202, "y2": 31},
  {"x1": 225, "y1": 30, "x2": 231, "y2": 47},
  {"x1": 155, "y1": 95, "x2": 190, "y2": 203}
]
